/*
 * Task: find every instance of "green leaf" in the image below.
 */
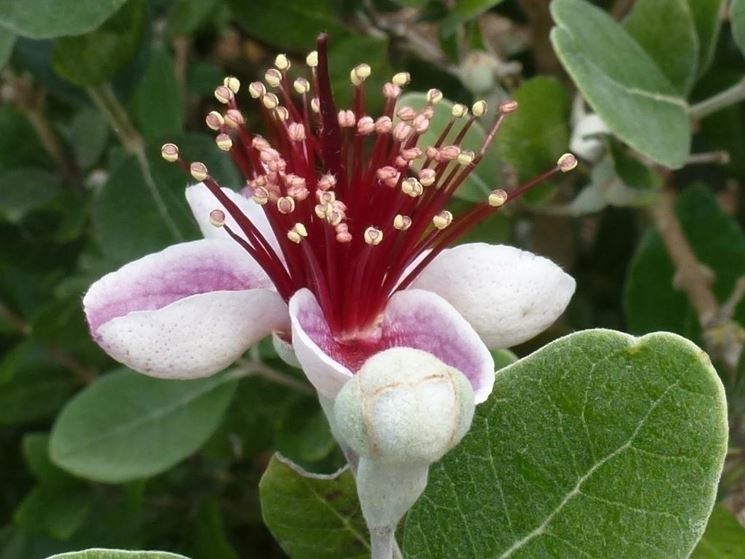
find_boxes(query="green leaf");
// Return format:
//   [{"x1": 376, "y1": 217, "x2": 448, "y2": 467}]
[
  {"x1": 624, "y1": 185, "x2": 745, "y2": 341},
  {"x1": 187, "y1": 500, "x2": 239, "y2": 559},
  {"x1": 550, "y1": 0, "x2": 690, "y2": 168},
  {"x1": 51, "y1": 0, "x2": 145, "y2": 86},
  {"x1": 733, "y1": 0, "x2": 745, "y2": 57},
  {"x1": 260, "y1": 454, "x2": 369, "y2": 559},
  {"x1": 67, "y1": 108, "x2": 109, "y2": 169},
  {"x1": 497, "y1": 77, "x2": 570, "y2": 203},
  {"x1": 0, "y1": 363, "x2": 76, "y2": 425},
  {"x1": 688, "y1": 0, "x2": 726, "y2": 75},
  {"x1": 623, "y1": 0, "x2": 699, "y2": 94},
  {"x1": 226, "y1": 0, "x2": 347, "y2": 50},
  {"x1": 692, "y1": 504, "x2": 745, "y2": 558},
  {"x1": 0, "y1": 169, "x2": 61, "y2": 223},
  {"x1": 0, "y1": 27, "x2": 15, "y2": 69},
  {"x1": 398, "y1": 92, "x2": 503, "y2": 203},
  {"x1": 22, "y1": 434, "x2": 78, "y2": 487},
  {"x1": 14, "y1": 485, "x2": 93, "y2": 540},
  {"x1": 49, "y1": 369, "x2": 237, "y2": 483},
  {"x1": 166, "y1": 0, "x2": 220, "y2": 36},
  {"x1": 46, "y1": 551, "x2": 190, "y2": 559},
  {"x1": 440, "y1": 0, "x2": 505, "y2": 35},
  {"x1": 608, "y1": 140, "x2": 662, "y2": 191},
  {"x1": 404, "y1": 329, "x2": 727, "y2": 558},
  {"x1": 0, "y1": 0, "x2": 128, "y2": 39},
  {"x1": 129, "y1": 47, "x2": 184, "y2": 142}
]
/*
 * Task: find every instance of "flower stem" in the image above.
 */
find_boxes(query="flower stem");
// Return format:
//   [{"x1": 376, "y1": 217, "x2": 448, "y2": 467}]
[
  {"x1": 86, "y1": 83, "x2": 184, "y2": 241},
  {"x1": 689, "y1": 77, "x2": 745, "y2": 120},
  {"x1": 370, "y1": 526, "x2": 395, "y2": 559}
]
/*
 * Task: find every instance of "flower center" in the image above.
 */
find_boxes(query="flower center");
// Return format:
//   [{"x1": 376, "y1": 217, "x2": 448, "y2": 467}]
[{"x1": 161, "y1": 34, "x2": 577, "y2": 338}]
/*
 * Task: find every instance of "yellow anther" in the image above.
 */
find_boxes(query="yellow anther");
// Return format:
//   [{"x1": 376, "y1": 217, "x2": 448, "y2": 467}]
[
  {"x1": 209, "y1": 209, "x2": 226, "y2": 227},
  {"x1": 275, "y1": 53, "x2": 291, "y2": 71},
  {"x1": 364, "y1": 226, "x2": 384, "y2": 246},
  {"x1": 472, "y1": 100, "x2": 488, "y2": 117},
  {"x1": 262, "y1": 93, "x2": 279, "y2": 110},
  {"x1": 252, "y1": 186, "x2": 269, "y2": 205},
  {"x1": 216, "y1": 133, "x2": 233, "y2": 151},
  {"x1": 451, "y1": 103, "x2": 468, "y2": 118},
  {"x1": 499, "y1": 100, "x2": 519, "y2": 114},
  {"x1": 457, "y1": 150, "x2": 476, "y2": 166},
  {"x1": 223, "y1": 76, "x2": 240, "y2": 94},
  {"x1": 160, "y1": 143, "x2": 179, "y2": 163},
  {"x1": 275, "y1": 106, "x2": 289, "y2": 121},
  {"x1": 310, "y1": 97, "x2": 320, "y2": 113},
  {"x1": 558, "y1": 153, "x2": 578, "y2": 172},
  {"x1": 205, "y1": 111, "x2": 224, "y2": 131},
  {"x1": 248, "y1": 81, "x2": 266, "y2": 99},
  {"x1": 432, "y1": 210, "x2": 453, "y2": 230},
  {"x1": 277, "y1": 196, "x2": 296, "y2": 214},
  {"x1": 287, "y1": 223, "x2": 308, "y2": 243},
  {"x1": 392, "y1": 72, "x2": 411, "y2": 86},
  {"x1": 351, "y1": 63, "x2": 371, "y2": 86},
  {"x1": 426, "y1": 88, "x2": 443, "y2": 104},
  {"x1": 306, "y1": 51, "x2": 318, "y2": 67},
  {"x1": 393, "y1": 214, "x2": 412, "y2": 231},
  {"x1": 294, "y1": 77, "x2": 310, "y2": 94},
  {"x1": 401, "y1": 177, "x2": 424, "y2": 197},
  {"x1": 488, "y1": 188, "x2": 508, "y2": 207},
  {"x1": 190, "y1": 162, "x2": 208, "y2": 182},
  {"x1": 265, "y1": 68, "x2": 282, "y2": 88},
  {"x1": 214, "y1": 85, "x2": 233, "y2": 104}
]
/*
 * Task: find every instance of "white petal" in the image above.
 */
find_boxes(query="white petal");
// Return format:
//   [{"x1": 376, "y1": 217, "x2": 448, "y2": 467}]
[
  {"x1": 97, "y1": 288, "x2": 287, "y2": 379},
  {"x1": 412, "y1": 243, "x2": 576, "y2": 349},
  {"x1": 185, "y1": 183, "x2": 279, "y2": 253},
  {"x1": 84, "y1": 239, "x2": 287, "y2": 378},
  {"x1": 289, "y1": 288, "x2": 494, "y2": 403}
]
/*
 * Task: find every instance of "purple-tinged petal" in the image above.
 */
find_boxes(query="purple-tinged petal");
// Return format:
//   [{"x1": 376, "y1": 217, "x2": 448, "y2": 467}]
[
  {"x1": 185, "y1": 183, "x2": 279, "y2": 252},
  {"x1": 289, "y1": 288, "x2": 494, "y2": 403},
  {"x1": 411, "y1": 243, "x2": 576, "y2": 349},
  {"x1": 84, "y1": 239, "x2": 288, "y2": 378}
]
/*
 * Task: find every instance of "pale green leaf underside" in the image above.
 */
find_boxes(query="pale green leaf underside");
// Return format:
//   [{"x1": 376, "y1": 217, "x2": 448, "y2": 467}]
[
  {"x1": 550, "y1": 0, "x2": 690, "y2": 168},
  {"x1": 46, "y1": 550, "x2": 190, "y2": 559},
  {"x1": 404, "y1": 329, "x2": 727, "y2": 558}
]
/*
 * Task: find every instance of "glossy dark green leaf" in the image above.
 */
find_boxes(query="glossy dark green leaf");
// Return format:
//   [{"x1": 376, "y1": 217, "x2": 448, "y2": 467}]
[
  {"x1": 692, "y1": 504, "x2": 745, "y2": 558},
  {"x1": 226, "y1": 0, "x2": 347, "y2": 50},
  {"x1": 551, "y1": 0, "x2": 690, "y2": 168},
  {"x1": 404, "y1": 329, "x2": 727, "y2": 558},
  {"x1": 440, "y1": 0, "x2": 505, "y2": 35},
  {"x1": 0, "y1": 361, "x2": 76, "y2": 425},
  {"x1": 260, "y1": 454, "x2": 369, "y2": 559},
  {"x1": 14, "y1": 485, "x2": 93, "y2": 540},
  {"x1": 688, "y1": 0, "x2": 725, "y2": 76},
  {"x1": 624, "y1": 0, "x2": 698, "y2": 93},
  {"x1": 129, "y1": 47, "x2": 183, "y2": 142},
  {"x1": 51, "y1": 0, "x2": 145, "y2": 86},
  {"x1": 0, "y1": 169, "x2": 61, "y2": 222},
  {"x1": 49, "y1": 369, "x2": 237, "y2": 483},
  {"x1": 0, "y1": 0, "x2": 128, "y2": 39},
  {"x1": 733, "y1": 0, "x2": 745, "y2": 57},
  {"x1": 497, "y1": 76, "x2": 570, "y2": 202},
  {"x1": 624, "y1": 185, "x2": 745, "y2": 341}
]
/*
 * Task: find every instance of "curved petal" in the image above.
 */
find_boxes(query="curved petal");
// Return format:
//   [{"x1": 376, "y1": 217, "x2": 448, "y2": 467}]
[
  {"x1": 84, "y1": 239, "x2": 288, "y2": 378},
  {"x1": 185, "y1": 183, "x2": 280, "y2": 253},
  {"x1": 411, "y1": 243, "x2": 576, "y2": 349},
  {"x1": 289, "y1": 288, "x2": 494, "y2": 403}
]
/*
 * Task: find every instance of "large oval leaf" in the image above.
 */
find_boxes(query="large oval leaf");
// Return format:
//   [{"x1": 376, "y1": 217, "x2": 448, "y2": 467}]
[
  {"x1": 404, "y1": 329, "x2": 727, "y2": 558},
  {"x1": 550, "y1": 0, "x2": 690, "y2": 168},
  {"x1": 49, "y1": 369, "x2": 237, "y2": 483},
  {"x1": 0, "y1": 0, "x2": 128, "y2": 39}
]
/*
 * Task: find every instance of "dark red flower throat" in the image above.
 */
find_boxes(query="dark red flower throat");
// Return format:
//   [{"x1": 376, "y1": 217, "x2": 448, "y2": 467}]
[{"x1": 161, "y1": 34, "x2": 576, "y2": 339}]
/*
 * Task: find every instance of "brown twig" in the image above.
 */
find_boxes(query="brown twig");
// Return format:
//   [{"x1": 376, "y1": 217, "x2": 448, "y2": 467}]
[{"x1": 517, "y1": 0, "x2": 562, "y2": 75}]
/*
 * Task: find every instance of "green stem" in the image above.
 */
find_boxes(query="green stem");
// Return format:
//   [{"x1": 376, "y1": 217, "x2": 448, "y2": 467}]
[
  {"x1": 689, "y1": 77, "x2": 745, "y2": 120},
  {"x1": 86, "y1": 84, "x2": 184, "y2": 241}
]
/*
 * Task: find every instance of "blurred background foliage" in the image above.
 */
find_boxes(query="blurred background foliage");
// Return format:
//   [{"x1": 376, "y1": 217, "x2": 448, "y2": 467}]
[{"x1": 1, "y1": 0, "x2": 745, "y2": 557}]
